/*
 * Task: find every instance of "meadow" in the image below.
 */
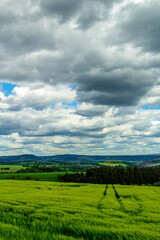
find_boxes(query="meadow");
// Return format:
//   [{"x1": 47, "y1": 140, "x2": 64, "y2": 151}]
[
  {"x1": 99, "y1": 160, "x2": 133, "y2": 168},
  {"x1": 0, "y1": 165, "x2": 25, "y2": 173},
  {"x1": 0, "y1": 181, "x2": 159, "y2": 240},
  {"x1": 100, "y1": 162, "x2": 127, "y2": 167}
]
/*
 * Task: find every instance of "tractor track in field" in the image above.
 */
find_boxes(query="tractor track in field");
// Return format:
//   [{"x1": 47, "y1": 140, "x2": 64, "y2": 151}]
[
  {"x1": 97, "y1": 185, "x2": 108, "y2": 211},
  {"x1": 112, "y1": 185, "x2": 143, "y2": 216}
]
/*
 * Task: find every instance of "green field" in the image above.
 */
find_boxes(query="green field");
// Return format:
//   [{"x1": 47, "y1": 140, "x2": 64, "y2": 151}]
[
  {"x1": 100, "y1": 160, "x2": 128, "y2": 167},
  {"x1": 0, "y1": 181, "x2": 159, "y2": 240},
  {"x1": 0, "y1": 165, "x2": 25, "y2": 172},
  {"x1": 147, "y1": 163, "x2": 160, "y2": 167},
  {"x1": 0, "y1": 172, "x2": 69, "y2": 181},
  {"x1": 100, "y1": 162, "x2": 127, "y2": 167}
]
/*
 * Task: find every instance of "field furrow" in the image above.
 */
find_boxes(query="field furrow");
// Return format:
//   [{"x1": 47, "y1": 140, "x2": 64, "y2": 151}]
[{"x1": 0, "y1": 181, "x2": 159, "y2": 240}]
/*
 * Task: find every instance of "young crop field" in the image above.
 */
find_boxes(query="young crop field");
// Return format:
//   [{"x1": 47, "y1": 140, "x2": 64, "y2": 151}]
[{"x1": 0, "y1": 181, "x2": 159, "y2": 240}]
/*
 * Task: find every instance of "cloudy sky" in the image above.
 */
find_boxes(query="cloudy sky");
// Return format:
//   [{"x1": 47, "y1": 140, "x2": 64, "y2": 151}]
[{"x1": 0, "y1": 0, "x2": 160, "y2": 156}]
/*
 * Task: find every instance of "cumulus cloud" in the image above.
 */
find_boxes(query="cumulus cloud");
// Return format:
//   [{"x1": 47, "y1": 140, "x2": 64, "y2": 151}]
[
  {"x1": 39, "y1": 0, "x2": 120, "y2": 24},
  {"x1": 77, "y1": 103, "x2": 109, "y2": 117},
  {"x1": 0, "y1": 0, "x2": 159, "y2": 155},
  {"x1": 111, "y1": 0, "x2": 160, "y2": 53},
  {"x1": 0, "y1": 84, "x2": 76, "y2": 110},
  {"x1": 76, "y1": 69, "x2": 156, "y2": 106}
]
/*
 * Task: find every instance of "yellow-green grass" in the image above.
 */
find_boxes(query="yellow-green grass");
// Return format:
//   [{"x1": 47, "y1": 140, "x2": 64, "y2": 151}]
[
  {"x1": 0, "y1": 172, "x2": 72, "y2": 181},
  {"x1": 0, "y1": 181, "x2": 159, "y2": 240},
  {"x1": 0, "y1": 165, "x2": 25, "y2": 173},
  {"x1": 100, "y1": 162, "x2": 127, "y2": 167},
  {"x1": 147, "y1": 163, "x2": 160, "y2": 167}
]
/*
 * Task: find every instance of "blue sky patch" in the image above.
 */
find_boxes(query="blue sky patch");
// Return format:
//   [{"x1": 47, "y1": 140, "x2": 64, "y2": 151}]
[
  {"x1": 141, "y1": 103, "x2": 160, "y2": 110},
  {"x1": 62, "y1": 101, "x2": 81, "y2": 108},
  {"x1": 0, "y1": 82, "x2": 17, "y2": 96},
  {"x1": 69, "y1": 84, "x2": 78, "y2": 88}
]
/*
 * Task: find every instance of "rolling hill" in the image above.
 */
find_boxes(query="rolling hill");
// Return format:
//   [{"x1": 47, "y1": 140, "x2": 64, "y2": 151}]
[
  {"x1": 136, "y1": 159, "x2": 160, "y2": 168},
  {"x1": 0, "y1": 154, "x2": 160, "y2": 164}
]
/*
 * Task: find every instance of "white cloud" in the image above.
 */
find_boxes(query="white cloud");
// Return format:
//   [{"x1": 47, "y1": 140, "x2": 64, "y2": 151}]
[
  {"x1": 0, "y1": 84, "x2": 76, "y2": 110},
  {"x1": 0, "y1": 0, "x2": 160, "y2": 155}
]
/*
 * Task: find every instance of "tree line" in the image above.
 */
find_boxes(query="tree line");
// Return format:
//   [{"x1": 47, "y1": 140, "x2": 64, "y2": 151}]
[
  {"x1": 58, "y1": 166, "x2": 160, "y2": 185},
  {"x1": 17, "y1": 166, "x2": 62, "y2": 173}
]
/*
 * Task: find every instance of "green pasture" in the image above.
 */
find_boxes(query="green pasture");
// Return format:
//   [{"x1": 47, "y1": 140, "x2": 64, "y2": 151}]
[
  {"x1": 147, "y1": 163, "x2": 160, "y2": 167},
  {"x1": 100, "y1": 161, "x2": 128, "y2": 167},
  {"x1": 0, "y1": 165, "x2": 25, "y2": 172},
  {"x1": 0, "y1": 181, "x2": 159, "y2": 240},
  {"x1": 0, "y1": 172, "x2": 70, "y2": 181}
]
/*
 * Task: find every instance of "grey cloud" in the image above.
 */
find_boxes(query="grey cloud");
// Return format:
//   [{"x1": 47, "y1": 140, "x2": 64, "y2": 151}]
[
  {"x1": 75, "y1": 0, "x2": 111, "y2": 30},
  {"x1": 0, "y1": 1, "x2": 57, "y2": 57},
  {"x1": 76, "y1": 13, "x2": 103, "y2": 30},
  {"x1": 77, "y1": 103, "x2": 109, "y2": 117},
  {"x1": 145, "y1": 125, "x2": 160, "y2": 138},
  {"x1": 30, "y1": 130, "x2": 106, "y2": 139},
  {"x1": 40, "y1": 0, "x2": 82, "y2": 22},
  {"x1": 0, "y1": 107, "x2": 106, "y2": 140},
  {"x1": 0, "y1": 10, "x2": 17, "y2": 25},
  {"x1": 0, "y1": 0, "x2": 159, "y2": 109},
  {"x1": 112, "y1": 1, "x2": 160, "y2": 53},
  {"x1": 40, "y1": 0, "x2": 120, "y2": 27},
  {"x1": 114, "y1": 107, "x2": 137, "y2": 117},
  {"x1": 75, "y1": 0, "x2": 121, "y2": 30},
  {"x1": 0, "y1": 123, "x2": 21, "y2": 135},
  {"x1": 0, "y1": 21, "x2": 56, "y2": 56},
  {"x1": 0, "y1": 0, "x2": 160, "y2": 155},
  {"x1": 76, "y1": 70, "x2": 154, "y2": 106},
  {"x1": 0, "y1": 105, "x2": 160, "y2": 155}
]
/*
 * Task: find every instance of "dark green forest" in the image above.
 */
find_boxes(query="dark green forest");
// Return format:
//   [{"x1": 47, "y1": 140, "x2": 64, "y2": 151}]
[{"x1": 59, "y1": 167, "x2": 160, "y2": 185}]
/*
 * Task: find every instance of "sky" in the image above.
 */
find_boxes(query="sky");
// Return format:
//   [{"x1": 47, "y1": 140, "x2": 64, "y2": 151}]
[{"x1": 0, "y1": 0, "x2": 160, "y2": 156}]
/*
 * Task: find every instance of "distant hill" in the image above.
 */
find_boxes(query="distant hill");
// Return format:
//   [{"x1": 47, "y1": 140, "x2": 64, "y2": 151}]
[
  {"x1": 136, "y1": 159, "x2": 160, "y2": 168},
  {"x1": 0, "y1": 154, "x2": 160, "y2": 164},
  {"x1": 0, "y1": 154, "x2": 40, "y2": 163}
]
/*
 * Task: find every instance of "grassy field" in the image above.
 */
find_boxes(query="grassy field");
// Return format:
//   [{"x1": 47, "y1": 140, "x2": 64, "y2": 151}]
[
  {"x1": 100, "y1": 162, "x2": 127, "y2": 167},
  {"x1": 0, "y1": 181, "x2": 159, "y2": 240},
  {"x1": 100, "y1": 160, "x2": 128, "y2": 167},
  {"x1": 147, "y1": 163, "x2": 160, "y2": 167},
  {"x1": 0, "y1": 172, "x2": 69, "y2": 181},
  {"x1": 0, "y1": 165, "x2": 25, "y2": 172}
]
